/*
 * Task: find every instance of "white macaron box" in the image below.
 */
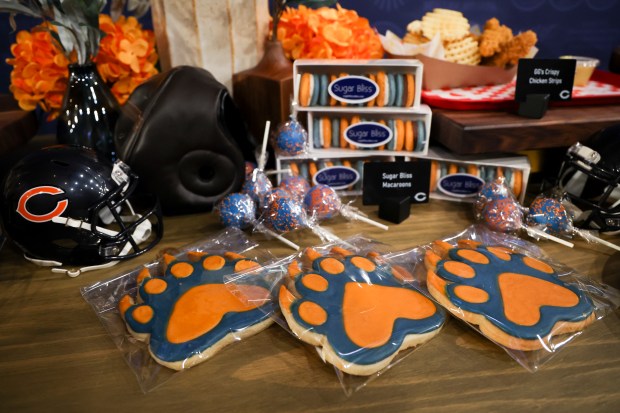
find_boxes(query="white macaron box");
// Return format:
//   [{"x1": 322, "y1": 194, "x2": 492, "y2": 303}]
[
  {"x1": 304, "y1": 105, "x2": 432, "y2": 156},
  {"x1": 293, "y1": 59, "x2": 423, "y2": 109},
  {"x1": 276, "y1": 152, "x2": 398, "y2": 196},
  {"x1": 419, "y1": 146, "x2": 531, "y2": 203}
]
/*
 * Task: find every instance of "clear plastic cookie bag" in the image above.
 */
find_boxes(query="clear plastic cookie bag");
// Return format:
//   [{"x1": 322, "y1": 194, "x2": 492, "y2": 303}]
[
  {"x1": 385, "y1": 224, "x2": 620, "y2": 372},
  {"x1": 81, "y1": 227, "x2": 276, "y2": 392},
  {"x1": 224, "y1": 235, "x2": 447, "y2": 396}
]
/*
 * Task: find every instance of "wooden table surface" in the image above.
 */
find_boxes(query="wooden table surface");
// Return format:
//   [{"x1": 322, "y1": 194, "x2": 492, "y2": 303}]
[{"x1": 1, "y1": 199, "x2": 619, "y2": 413}]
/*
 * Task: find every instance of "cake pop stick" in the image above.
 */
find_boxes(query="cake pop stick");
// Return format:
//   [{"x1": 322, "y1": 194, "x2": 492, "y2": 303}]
[
  {"x1": 527, "y1": 196, "x2": 620, "y2": 251},
  {"x1": 303, "y1": 184, "x2": 388, "y2": 230},
  {"x1": 258, "y1": 120, "x2": 271, "y2": 171},
  {"x1": 265, "y1": 168, "x2": 293, "y2": 176},
  {"x1": 216, "y1": 192, "x2": 300, "y2": 250}
]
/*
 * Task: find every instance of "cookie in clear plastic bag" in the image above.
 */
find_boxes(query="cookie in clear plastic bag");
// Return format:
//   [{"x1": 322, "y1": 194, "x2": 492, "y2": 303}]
[{"x1": 279, "y1": 246, "x2": 445, "y2": 376}]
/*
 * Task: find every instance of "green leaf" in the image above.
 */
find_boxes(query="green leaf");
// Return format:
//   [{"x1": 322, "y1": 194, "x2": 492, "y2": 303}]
[{"x1": 0, "y1": 1, "x2": 43, "y2": 18}]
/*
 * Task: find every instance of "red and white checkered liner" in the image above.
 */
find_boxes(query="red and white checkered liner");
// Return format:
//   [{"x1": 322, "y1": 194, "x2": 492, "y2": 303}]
[{"x1": 421, "y1": 70, "x2": 620, "y2": 110}]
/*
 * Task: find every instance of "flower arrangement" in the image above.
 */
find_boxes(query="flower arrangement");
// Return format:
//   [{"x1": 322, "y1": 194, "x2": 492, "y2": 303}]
[
  {"x1": 6, "y1": 14, "x2": 158, "y2": 120},
  {"x1": 274, "y1": 4, "x2": 384, "y2": 60}
]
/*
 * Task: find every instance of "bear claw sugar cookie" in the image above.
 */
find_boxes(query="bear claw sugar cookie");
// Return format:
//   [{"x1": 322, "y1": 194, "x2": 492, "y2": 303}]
[
  {"x1": 279, "y1": 247, "x2": 445, "y2": 376},
  {"x1": 424, "y1": 240, "x2": 595, "y2": 351},
  {"x1": 119, "y1": 251, "x2": 274, "y2": 370}
]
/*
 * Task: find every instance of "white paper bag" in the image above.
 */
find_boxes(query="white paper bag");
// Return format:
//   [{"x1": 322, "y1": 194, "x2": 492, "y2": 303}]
[{"x1": 150, "y1": 0, "x2": 270, "y2": 91}]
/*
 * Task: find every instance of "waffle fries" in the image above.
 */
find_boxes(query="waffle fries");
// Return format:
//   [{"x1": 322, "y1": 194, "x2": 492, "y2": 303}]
[
  {"x1": 401, "y1": 9, "x2": 537, "y2": 69},
  {"x1": 444, "y1": 35, "x2": 481, "y2": 65}
]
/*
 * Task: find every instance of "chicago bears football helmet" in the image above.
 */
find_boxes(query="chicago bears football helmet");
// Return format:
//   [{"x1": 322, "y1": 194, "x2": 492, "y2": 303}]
[
  {"x1": 556, "y1": 124, "x2": 620, "y2": 234},
  {"x1": 0, "y1": 145, "x2": 163, "y2": 276}
]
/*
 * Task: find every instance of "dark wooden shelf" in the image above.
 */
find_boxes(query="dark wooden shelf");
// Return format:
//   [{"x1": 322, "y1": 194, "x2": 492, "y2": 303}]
[{"x1": 431, "y1": 104, "x2": 620, "y2": 155}]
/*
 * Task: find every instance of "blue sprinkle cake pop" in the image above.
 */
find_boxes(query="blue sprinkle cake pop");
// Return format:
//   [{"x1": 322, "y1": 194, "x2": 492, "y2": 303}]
[
  {"x1": 303, "y1": 184, "x2": 341, "y2": 220},
  {"x1": 273, "y1": 116, "x2": 307, "y2": 156},
  {"x1": 279, "y1": 175, "x2": 310, "y2": 201},
  {"x1": 474, "y1": 177, "x2": 513, "y2": 220},
  {"x1": 242, "y1": 171, "x2": 273, "y2": 204},
  {"x1": 217, "y1": 193, "x2": 256, "y2": 229},
  {"x1": 260, "y1": 187, "x2": 292, "y2": 213},
  {"x1": 527, "y1": 197, "x2": 571, "y2": 235},
  {"x1": 265, "y1": 196, "x2": 306, "y2": 233}
]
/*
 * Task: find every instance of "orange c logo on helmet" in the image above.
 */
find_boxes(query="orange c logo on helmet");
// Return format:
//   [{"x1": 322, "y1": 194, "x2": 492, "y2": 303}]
[{"x1": 17, "y1": 186, "x2": 68, "y2": 223}]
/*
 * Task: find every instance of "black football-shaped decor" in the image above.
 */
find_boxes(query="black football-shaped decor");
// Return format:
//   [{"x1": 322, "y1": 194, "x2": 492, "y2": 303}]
[{"x1": 115, "y1": 66, "x2": 257, "y2": 215}]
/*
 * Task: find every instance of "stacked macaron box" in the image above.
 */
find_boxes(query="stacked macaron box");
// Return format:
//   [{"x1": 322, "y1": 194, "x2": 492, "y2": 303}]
[
  {"x1": 276, "y1": 59, "x2": 431, "y2": 195},
  {"x1": 276, "y1": 59, "x2": 530, "y2": 201}
]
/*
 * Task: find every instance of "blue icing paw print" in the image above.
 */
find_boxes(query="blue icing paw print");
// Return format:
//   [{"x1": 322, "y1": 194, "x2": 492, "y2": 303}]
[
  {"x1": 425, "y1": 240, "x2": 595, "y2": 351},
  {"x1": 120, "y1": 252, "x2": 274, "y2": 370},
  {"x1": 279, "y1": 247, "x2": 445, "y2": 376}
]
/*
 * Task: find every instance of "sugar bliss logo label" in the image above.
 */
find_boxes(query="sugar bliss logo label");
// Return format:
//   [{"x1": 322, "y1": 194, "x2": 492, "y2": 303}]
[
  {"x1": 438, "y1": 174, "x2": 484, "y2": 197},
  {"x1": 329, "y1": 76, "x2": 379, "y2": 104},
  {"x1": 313, "y1": 166, "x2": 360, "y2": 189},
  {"x1": 344, "y1": 122, "x2": 392, "y2": 148}
]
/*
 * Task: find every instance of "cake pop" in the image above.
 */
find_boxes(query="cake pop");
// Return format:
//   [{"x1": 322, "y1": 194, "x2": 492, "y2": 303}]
[
  {"x1": 474, "y1": 177, "x2": 514, "y2": 220},
  {"x1": 216, "y1": 193, "x2": 256, "y2": 230},
  {"x1": 272, "y1": 115, "x2": 307, "y2": 156},
  {"x1": 476, "y1": 180, "x2": 574, "y2": 247},
  {"x1": 261, "y1": 194, "x2": 343, "y2": 246},
  {"x1": 527, "y1": 195, "x2": 620, "y2": 251},
  {"x1": 303, "y1": 184, "x2": 341, "y2": 220},
  {"x1": 265, "y1": 195, "x2": 306, "y2": 233},
  {"x1": 303, "y1": 184, "x2": 388, "y2": 230},
  {"x1": 480, "y1": 197, "x2": 523, "y2": 234},
  {"x1": 241, "y1": 170, "x2": 273, "y2": 204},
  {"x1": 279, "y1": 175, "x2": 310, "y2": 202},
  {"x1": 527, "y1": 197, "x2": 571, "y2": 235}
]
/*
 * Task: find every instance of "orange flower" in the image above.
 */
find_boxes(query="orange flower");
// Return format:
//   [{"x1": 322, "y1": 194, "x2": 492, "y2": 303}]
[
  {"x1": 6, "y1": 26, "x2": 70, "y2": 119},
  {"x1": 275, "y1": 5, "x2": 384, "y2": 60},
  {"x1": 95, "y1": 14, "x2": 159, "y2": 104},
  {"x1": 6, "y1": 15, "x2": 159, "y2": 119}
]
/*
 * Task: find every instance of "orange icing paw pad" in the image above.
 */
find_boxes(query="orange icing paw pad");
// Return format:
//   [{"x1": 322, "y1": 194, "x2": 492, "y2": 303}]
[
  {"x1": 119, "y1": 253, "x2": 274, "y2": 370},
  {"x1": 279, "y1": 251, "x2": 445, "y2": 376},
  {"x1": 426, "y1": 242, "x2": 595, "y2": 351}
]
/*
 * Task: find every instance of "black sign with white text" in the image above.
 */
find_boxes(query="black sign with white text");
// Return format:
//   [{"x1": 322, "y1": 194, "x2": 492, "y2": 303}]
[
  {"x1": 516, "y1": 58, "x2": 576, "y2": 102},
  {"x1": 363, "y1": 160, "x2": 430, "y2": 205}
]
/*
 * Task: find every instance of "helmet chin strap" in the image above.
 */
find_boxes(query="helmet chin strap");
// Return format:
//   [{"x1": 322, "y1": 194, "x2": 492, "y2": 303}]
[{"x1": 25, "y1": 209, "x2": 153, "y2": 278}]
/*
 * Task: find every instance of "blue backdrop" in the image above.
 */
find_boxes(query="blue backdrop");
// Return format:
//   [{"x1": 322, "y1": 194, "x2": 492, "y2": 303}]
[{"x1": 1, "y1": 1, "x2": 619, "y2": 95}]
